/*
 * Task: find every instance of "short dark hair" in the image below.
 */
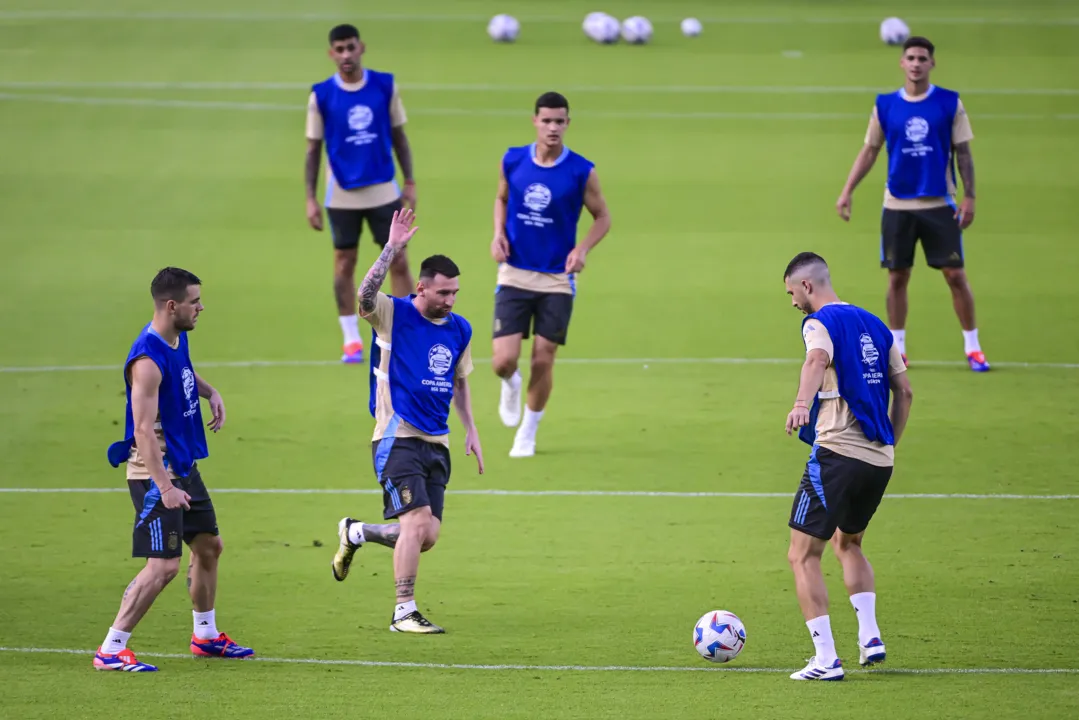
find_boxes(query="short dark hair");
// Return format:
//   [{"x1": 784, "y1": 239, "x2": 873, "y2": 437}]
[
  {"x1": 419, "y1": 255, "x2": 460, "y2": 281},
  {"x1": 783, "y1": 252, "x2": 828, "y2": 280},
  {"x1": 151, "y1": 267, "x2": 201, "y2": 303},
  {"x1": 903, "y1": 36, "x2": 934, "y2": 56},
  {"x1": 329, "y1": 24, "x2": 359, "y2": 44},
  {"x1": 535, "y1": 91, "x2": 569, "y2": 115}
]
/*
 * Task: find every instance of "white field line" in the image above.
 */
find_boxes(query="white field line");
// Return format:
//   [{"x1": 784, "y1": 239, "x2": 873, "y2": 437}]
[
  {"x1": 0, "y1": 488, "x2": 1075, "y2": 500},
  {"x1": 0, "y1": 92, "x2": 1076, "y2": 121},
  {"x1": 1, "y1": 646, "x2": 1076, "y2": 674},
  {"x1": 3, "y1": 80, "x2": 1079, "y2": 97}
]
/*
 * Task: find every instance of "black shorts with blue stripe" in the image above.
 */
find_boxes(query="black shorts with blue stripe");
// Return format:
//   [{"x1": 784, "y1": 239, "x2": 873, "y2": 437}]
[
  {"x1": 789, "y1": 446, "x2": 892, "y2": 540},
  {"x1": 128, "y1": 465, "x2": 219, "y2": 559},
  {"x1": 371, "y1": 436, "x2": 451, "y2": 521}
]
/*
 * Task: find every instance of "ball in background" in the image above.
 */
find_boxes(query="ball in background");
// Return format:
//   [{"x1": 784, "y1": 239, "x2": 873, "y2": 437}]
[
  {"x1": 880, "y1": 17, "x2": 910, "y2": 46},
  {"x1": 681, "y1": 18, "x2": 703, "y2": 37},
  {"x1": 620, "y1": 16, "x2": 654, "y2": 45},
  {"x1": 693, "y1": 610, "x2": 747, "y2": 663},
  {"x1": 487, "y1": 14, "x2": 520, "y2": 43},
  {"x1": 583, "y1": 11, "x2": 621, "y2": 44}
]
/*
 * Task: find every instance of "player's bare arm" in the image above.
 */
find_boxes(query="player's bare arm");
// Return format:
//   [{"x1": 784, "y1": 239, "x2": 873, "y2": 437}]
[
  {"x1": 785, "y1": 348, "x2": 829, "y2": 435},
  {"x1": 889, "y1": 371, "x2": 914, "y2": 444},
  {"x1": 566, "y1": 169, "x2": 612, "y2": 273},
  {"x1": 391, "y1": 126, "x2": 416, "y2": 210},
  {"x1": 194, "y1": 371, "x2": 225, "y2": 433},
  {"x1": 453, "y1": 375, "x2": 484, "y2": 474},
  {"x1": 130, "y1": 358, "x2": 190, "y2": 510},
  {"x1": 491, "y1": 163, "x2": 510, "y2": 262},
  {"x1": 836, "y1": 143, "x2": 883, "y2": 221},
  {"x1": 954, "y1": 141, "x2": 975, "y2": 229},
  {"x1": 358, "y1": 208, "x2": 419, "y2": 315},
  {"x1": 305, "y1": 138, "x2": 324, "y2": 231}
]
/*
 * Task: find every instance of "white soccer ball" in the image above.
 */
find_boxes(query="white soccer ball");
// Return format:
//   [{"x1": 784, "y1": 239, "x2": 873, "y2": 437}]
[
  {"x1": 880, "y1": 17, "x2": 910, "y2": 46},
  {"x1": 487, "y1": 14, "x2": 520, "y2": 43},
  {"x1": 681, "y1": 18, "x2": 703, "y2": 37},
  {"x1": 693, "y1": 610, "x2": 747, "y2": 663},
  {"x1": 621, "y1": 16, "x2": 653, "y2": 45},
  {"x1": 583, "y1": 12, "x2": 620, "y2": 44}
]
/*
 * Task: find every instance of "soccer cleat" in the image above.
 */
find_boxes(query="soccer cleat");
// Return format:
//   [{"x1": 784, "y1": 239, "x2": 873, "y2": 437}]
[
  {"x1": 509, "y1": 437, "x2": 535, "y2": 458},
  {"x1": 859, "y1": 637, "x2": 887, "y2": 666},
  {"x1": 93, "y1": 647, "x2": 158, "y2": 672},
  {"x1": 190, "y1": 633, "x2": 255, "y2": 659},
  {"x1": 790, "y1": 657, "x2": 845, "y2": 681},
  {"x1": 342, "y1": 341, "x2": 364, "y2": 364},
  {"x1": 966, "y1": 351, "x2": 990, "y2": 372},
  {"x1": 499, "y1": 377, "x2": 522, "y2": 427},
  {"x1": 332, "y1": 516, "x2": 361, "y2": 581},
  {"x1": 390, "y1": 610, "x2": 445, "y2": 634}
]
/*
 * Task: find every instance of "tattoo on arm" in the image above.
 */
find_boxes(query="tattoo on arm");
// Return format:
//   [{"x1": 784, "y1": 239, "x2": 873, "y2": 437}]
[
  {"x1": 395, "y1": 575, "x2": 416, "y2": 601},
  {"x1": 363, "y1": 523, "x2": 400, "y2": 548},
  {"x1": 358, "y1": 244, "x2": 399, "y2": 314},
  {"x1": 391, "y1": 127, "x2": 413, "y2": 182},
  {"x1": 955, "y1": 142, "x2": 975, "y2": 198},
  {"x1": 305, "y1": 142, "x2": 321, "y2": 199}
]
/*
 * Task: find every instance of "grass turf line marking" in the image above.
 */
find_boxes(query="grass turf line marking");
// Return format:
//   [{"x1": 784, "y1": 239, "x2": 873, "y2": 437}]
[{"x1": 1, "y1": 646, "x2": 1076, "y2": 674}]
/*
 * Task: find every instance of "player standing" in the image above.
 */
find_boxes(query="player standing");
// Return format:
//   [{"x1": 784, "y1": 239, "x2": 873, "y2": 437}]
[
  {"x1": 781, "y1": 253, "x2": 914, "y2": 681},
  {"x1": 836, "y1": 36, "x2": 989, "y2": 371},
  {"x1": 95, "y1": 268, "x2": 253, "y2": 672},
  {"x1": 490, "y1": 92, "x2": 612, "y2": 457},
  {"x1": 305, "y1": 23, "x2": 417, "y2": 364},
  {"x1": 331, "y1": 209, "x2": 484, "y2": 634}
]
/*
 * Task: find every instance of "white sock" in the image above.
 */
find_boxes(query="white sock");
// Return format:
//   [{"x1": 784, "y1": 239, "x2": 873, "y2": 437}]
[
  {"x1": 102, "y1": 627, "x2": 131, "y2": 654},
  {"x1": 347, "y1": 521, "x2": 366, "y2": 546},
  {"x1": 850, "y1": 592, "x2": 881, "y2": 646},
  {"x1": 503, "y1": 370, "x2": 522, "y2": 392},
  {"x1": 339, "y1": 315, "x2": 362, "y2": 346},
  {"x1": 891, "y1": 329, "x2": 906, "y2": 355},
  {"x1": 806, "y1": 615, "x2": 838, "y2": 665},
  {"x1": 517, "y1": 407, "x2": 544, "y2": 442},
  {"x1": 393, "y1": 599, "x2": 417, "y2": 621},
  {"x1": 193, "y1": 609, "x2": 219, "y2": 640},
  {"x1": 962, "y1": 329, "x2": 981, "y2": 354}
]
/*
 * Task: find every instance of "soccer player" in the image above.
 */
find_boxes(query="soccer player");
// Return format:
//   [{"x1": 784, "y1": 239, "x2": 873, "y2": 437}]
[
  {"x1": 331, "y1": 209, "x2": 484, "y2": 634},
  {"x1": 836, "y1": 36, "x2": 989, "y2": 372},
  {"x1": 781, "y1": 252, "x2": 914, "y2": 681},
  {"x1": 96, "y1": 268, "x2": 253, "y2": 672},
  {"x1": 490, "y1": 91, "x2": 612, "y2": 457},
  {"x1": 305, "y1": 23, "x2": 417, "y2": 364}
]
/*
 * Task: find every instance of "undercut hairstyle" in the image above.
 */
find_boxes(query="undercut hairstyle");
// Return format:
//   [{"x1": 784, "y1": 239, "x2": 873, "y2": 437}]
[
  {"x1": 783, "y1": 252, "x2": 829, "y2": 281},
  {"x1": 419, "y1": 255, "x2": 461, "y2": 281},
  {"x1": 535, "y1": 91, "x2": 569, "y2": 115},
  {"x1": 903, "y1": 36, "x2": 934, "y2": 56},
  {"x1": 151, "y1": 267, "x2": 201, "y2": 303},
  {"x1": 329, "y1": 24, "x2": 359, "y2": 44}
]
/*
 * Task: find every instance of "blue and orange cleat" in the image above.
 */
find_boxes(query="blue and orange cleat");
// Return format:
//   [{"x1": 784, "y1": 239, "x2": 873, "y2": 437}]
[
  {"x1": 342, "y1": 341, "x2": 364, "y2": 364},
  {"x1": 190, "y1": 633, "x2": 255, "y2": 659},
  {"x1": 966, "y1": 351, "x2": 991, "y2": 372},
  {"x1": 93, "y1": 647, "x2": 158, "y2": 672}
]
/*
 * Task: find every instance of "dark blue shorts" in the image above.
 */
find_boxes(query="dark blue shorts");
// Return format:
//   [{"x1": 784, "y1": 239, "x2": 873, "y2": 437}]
[
  {"x1": 371, "y1": 436, "x2": 451, "y2": 521},
  {"x1": 789, "y1": 446, "x2": 892, "y2": 540},
  {"x1": 128, "y1": 465, "x2": 218, "y2": 559}
]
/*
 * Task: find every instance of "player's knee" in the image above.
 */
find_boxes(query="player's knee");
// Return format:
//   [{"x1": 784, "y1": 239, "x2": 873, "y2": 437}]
[
  {"x1": 492, "y1": 355, "x2": 518, "y2": 378},
  {"x1": 888, "y1": 270, "x2": 911, "y2": 289},
  {"x1": 942, "y1": 267, "x2": 967, "y2": 288},
  {"x1": 832, "y1": 532, "x2": 863, "y2": 555},
  {"x1": 530, "y1": 349, "x2": 556, "y2": 375},
  {"x1": 334, "y1": 252, "x2": 357, "y2": 277},
  {"x1": 194, "y1": 535, "x2": 223, "y2": 562},
  {"x1": 787, "y1": 540, "x2": 821, "y2": 568},
  {"x1": 148, "y1": 557, "x2": 181, "y2": 585}
]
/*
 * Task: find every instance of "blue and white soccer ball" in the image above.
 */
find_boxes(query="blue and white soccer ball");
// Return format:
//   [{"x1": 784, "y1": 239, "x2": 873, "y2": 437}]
[
  {"x1": 880, "y1": 17, "x2": 910, "y2": 46},
  {"x1": 487, "y1": 14, "x2": 520, "y2": 43},
  {"x1": 693, "y1": 610, "x2": 747, "y2": 663},
  {"x1": 621, "y1": 16, "x2": 653, "y2": 45},
  {"x1": 681, "y1": 18, "x2": 703, "y2": 38},
  {"x1": 583, "y1": 12, "x2": 620, "y2": 44}
]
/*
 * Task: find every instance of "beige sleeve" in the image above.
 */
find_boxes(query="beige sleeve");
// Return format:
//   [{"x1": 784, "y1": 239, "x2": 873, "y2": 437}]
[
  {"x1": 455, "y1": 342, "x2": 474, "y2": 379},
  {"x1": 359, "y1": 293, "x2": 394, "y2": 334},
  {"x1": 390, "y1": 83, "x2": 407, "y2": 127},
  {"x1": 802, "y1": 321, "x2": 834, "y2": 361},
  {"x1": 953, "y1": 98, "x2": 974, "y2": 145},
  {"x1": 864, "y1": 106, "x2": 884, "y2": 148},
  {"x1": 887, "y1": 343, "x2": 907, "y2": 377},
  {"x1": 305, "y1": 91, "x2": 324, "y2": 140}
]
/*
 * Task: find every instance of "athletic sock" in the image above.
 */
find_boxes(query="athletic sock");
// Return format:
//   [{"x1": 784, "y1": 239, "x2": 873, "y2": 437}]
[
  {"x1": 503, "y1": 370, "x2": 522, "y2": 392},
  {"x1": 962, "y1": 329, "x2": 981, "y2": 354},
  {"x1": 394, "y1": 600, "x2": 417, "y2": 621},
  {"x1": 340, "y1": 315, "x2": 362, "y2": 346},
  {"x1": 517, "y1": 407, "x2": 544, "y2": 441},
  {"x1": 347, "y1": 521, "x2": 366, "y2": 546},
  {"x1": 102, "y1": 627, "x2": 131, "y2": 654},
  {"x1": 806, "y1": 615, "x2": 838, "y2": 665},
  {"x1": 193, "y1": 610, "x2": 219, "y2": 640},
  {"x1": 850, "y1": 592, "x2": 881, "y2": 646},
  {"x1": 891, "y1": 329, "x2": 906, "y2": 356}
]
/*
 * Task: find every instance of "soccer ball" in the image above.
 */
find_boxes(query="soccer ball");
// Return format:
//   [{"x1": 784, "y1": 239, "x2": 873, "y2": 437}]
[
  {"x1": 880, "y1": 17, "x2": 910, "y2": 46},
  {"x1": 681, "y1": 18, "x2": 703, "y2": 37},
  {"x1": 583, "y1": 12, "x2": 620, "y2": 44},
  {"x1": 487, "y1": 14, "x2": 520, "y2": 43},
  {"x1": 693, "y1": 610, "x2": 746, "y2": 663},
  {"x1": 621, "y1": 16, "x2": 653, "y2": 45}
]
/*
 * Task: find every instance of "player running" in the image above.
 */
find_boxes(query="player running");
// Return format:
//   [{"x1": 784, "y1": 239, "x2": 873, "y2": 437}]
[
  {"x1": 96, "y1": 268, "x2": 254, "y2": 672},
  {"x1": 331, "y1": 208, "x2": 484, "y2": 634},
  {"x1": 490, "y1": 91, "x2": 612, "y2": 457},
  {"x1": 836, "y1": 36, "x2": 989, "y2": 371},
  {"x1": 305, "y1": 23, "x2": 417, "y2": 364},
  {"x1": 781, "y1": 253, "x2": 914, "y2": 681}
]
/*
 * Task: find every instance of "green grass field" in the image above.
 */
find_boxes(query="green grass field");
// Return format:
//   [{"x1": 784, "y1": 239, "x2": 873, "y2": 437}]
[{"x1": 2, "y1": 1, "x2": 1079, "y2": 717}]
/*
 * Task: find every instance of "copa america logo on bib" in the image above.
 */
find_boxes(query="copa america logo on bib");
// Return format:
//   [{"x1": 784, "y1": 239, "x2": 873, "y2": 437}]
[
  {"x1": 348, "y1": 105, "x2": 374, "y2": 131},
  {"x1": 181, "y1": 367, "x2": 195, "y2": 400},
  {"x1": 428, "y1": 344, "x2": 453, "y2": 376},
  {"x1": 859, "y1": 333, "x2": 880, "y2": 367},
  {"x1": 523, "y1": 183, "x2": 552, "y2": 212},
  {"x1": 904, "y1": 116, "x2": 929, "y2": 143}
]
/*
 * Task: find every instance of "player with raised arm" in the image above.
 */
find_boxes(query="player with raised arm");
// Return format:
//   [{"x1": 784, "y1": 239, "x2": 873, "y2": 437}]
[
  {"x1": 305, "y1": 23, "x2": 417, "y2": 364},
  {"x1": 836, "y1": 36, "x2": 988, "y2": 371},
  {"x1": 331, "y1": 209, "x2": 483, "y2": 634},
  {"x1": 491, "y1": 92, "x2": 612, "y2": 458},
  {"x1": 781, "y1": 253, "x2": 913, "y2": 681},
  {"x1": 95, "y1": 268, "x2": 253, "y2": 672}
]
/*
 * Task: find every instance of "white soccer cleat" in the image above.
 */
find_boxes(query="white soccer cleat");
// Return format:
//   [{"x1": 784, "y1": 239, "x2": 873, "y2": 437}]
[
  {"x1": 499, "y1": 376, "x2": 522, "y2": 427},
  {"x1": 509, "y1": 437, "x2": 535, "y2": 458},
  {"x1": 790, "y1": 657, "x2": 845, "y2": 681},
  {"x1": 859, "y1": 638, "x2": 886, "y2": 666}
]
